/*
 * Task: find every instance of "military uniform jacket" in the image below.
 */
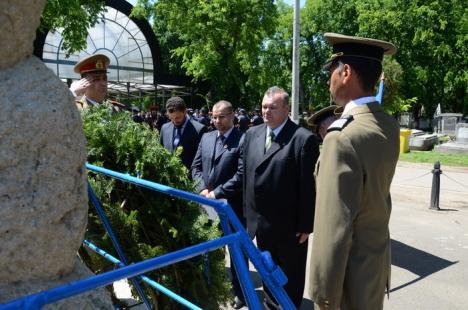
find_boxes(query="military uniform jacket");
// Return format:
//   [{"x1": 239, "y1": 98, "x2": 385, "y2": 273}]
[
  {"x1": 75, "y1": 95, "x2": 93, "y2": 110},
  {"x1": 309, "y1": 102, "x2": 400, "y2": 310},
  {"x1": 75, "y1": 96, "x2": 122, "y2": 112}
]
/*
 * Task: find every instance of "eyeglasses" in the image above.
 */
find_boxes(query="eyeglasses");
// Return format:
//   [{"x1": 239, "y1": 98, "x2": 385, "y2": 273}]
[{"x1": 212, "y1": 112, "x2": 232, "y2": 121}]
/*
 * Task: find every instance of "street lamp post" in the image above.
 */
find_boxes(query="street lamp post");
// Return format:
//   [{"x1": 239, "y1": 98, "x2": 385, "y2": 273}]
[{"x1": 291, "y1": 0, "x2": 300, "y2": 124}]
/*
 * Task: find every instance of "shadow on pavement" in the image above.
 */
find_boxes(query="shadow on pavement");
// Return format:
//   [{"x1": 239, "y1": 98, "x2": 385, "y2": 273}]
[{"x1": 390, "y1": 239, "x2": 457, "y2": 292}]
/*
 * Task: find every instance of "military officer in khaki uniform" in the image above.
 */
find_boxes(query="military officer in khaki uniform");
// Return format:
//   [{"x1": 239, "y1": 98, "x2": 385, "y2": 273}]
[
  {"x1": 307, "y1": 105, "x2": 343, "y2": 140},
  {"x1": 309, "y1": 33, "x2": 400, "y2": 310},
  {"x1": 70, "y1": 54, "x2": 110, "y2": 109}
]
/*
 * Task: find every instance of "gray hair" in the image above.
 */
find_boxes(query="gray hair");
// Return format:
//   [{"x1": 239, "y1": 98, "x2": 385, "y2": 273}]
[{"x1": 263, "y1": 86, "x2": 289, "y2": 106}]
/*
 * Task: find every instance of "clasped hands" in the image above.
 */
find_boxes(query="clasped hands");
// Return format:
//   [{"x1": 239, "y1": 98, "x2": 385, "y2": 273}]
[{"x1": 199, "y1": 189, "x2": 216, "y2": 199}]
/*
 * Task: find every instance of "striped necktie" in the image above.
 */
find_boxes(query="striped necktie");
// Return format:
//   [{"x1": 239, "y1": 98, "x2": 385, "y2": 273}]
[
  {"x1": 215, "y1": 135, "x2": 225, "y2": 157},
  {"x1": 265, "y1": 131, "x2": 275, "y2": 152}
]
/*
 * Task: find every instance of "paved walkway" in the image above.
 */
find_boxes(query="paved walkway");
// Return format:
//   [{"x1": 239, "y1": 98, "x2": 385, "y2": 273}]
[{"x1": 383, "y1": 161, "x2": 468, "y2": 309}]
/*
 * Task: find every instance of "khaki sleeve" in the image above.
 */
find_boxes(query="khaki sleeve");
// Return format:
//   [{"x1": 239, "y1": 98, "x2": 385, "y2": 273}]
[{"x1": 309, "y1": 132, "x2": 363, "y2": 308}]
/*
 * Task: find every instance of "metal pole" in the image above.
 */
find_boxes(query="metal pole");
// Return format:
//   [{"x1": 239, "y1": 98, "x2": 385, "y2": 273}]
[
  {"x1": 291, "y1": 0, "x2": 300, "y2": 124},
  {"x1": 430, "y1": 161, "x2": 442, "y2": 210}
]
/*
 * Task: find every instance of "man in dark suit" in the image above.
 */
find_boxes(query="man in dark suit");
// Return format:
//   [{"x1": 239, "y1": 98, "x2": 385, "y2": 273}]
[
  {"x1": 160, "y1": 96, "x2": 207, "y2": 171},
  {"x1": 237, "y1": 109, "x2": 250, "y2": 133},
  {"x1": 241, "y1": 86, "x2": 320, "y2": 308},
  {"x1": 191, "y1": 100, "x2": 246, "y2": 309}
]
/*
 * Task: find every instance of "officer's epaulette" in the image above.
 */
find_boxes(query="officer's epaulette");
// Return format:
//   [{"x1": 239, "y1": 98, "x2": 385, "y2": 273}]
[{"x1": 327, "y1": 115, "x2": 353, "y2": 132}]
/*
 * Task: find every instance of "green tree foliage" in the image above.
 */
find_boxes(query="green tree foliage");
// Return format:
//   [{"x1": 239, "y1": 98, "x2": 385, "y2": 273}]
[
  {"x1": 302, "y1": 0, "x2": 467, "y2": 115},
  {"x1": 246, "y1": 1, "x2": 294, "y2": 107},
  {"x1": 81, "y1": 106, "x2": 230, "y2": 309},
  {"x1": 41, "y1": 0, "x2": 466, "y2": 115},
  {"x1": 133, "y1": 0, "x2": 278, "y2": 106},
  {"x1": 41, "y1": 0, "x2": 105, "y2": 55},
  {"x1": 357, "y1": 0, "x2": 467, "y2": 116}
]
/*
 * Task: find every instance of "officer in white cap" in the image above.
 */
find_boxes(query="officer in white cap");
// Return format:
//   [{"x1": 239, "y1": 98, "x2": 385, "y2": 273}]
[
  {"x1": 70, "y1": 54, "x2": 110, "y2": 109},
  {"x1": 309, "y1": 33, "x2": 400, "y2": 310}
]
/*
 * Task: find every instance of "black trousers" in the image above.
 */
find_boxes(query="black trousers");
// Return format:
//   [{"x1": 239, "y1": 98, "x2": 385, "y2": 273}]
[
  {"x1": 230, "y1": 251, "x2": 248, "y2": 301},
  {"x1": 256, "y1": 228, "x2": 308, "y2": 308}
]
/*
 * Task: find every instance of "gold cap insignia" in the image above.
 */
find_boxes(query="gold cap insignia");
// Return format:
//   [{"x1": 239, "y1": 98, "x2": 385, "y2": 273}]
[{"x1": 95, "y1": 59, "x2": 104, "y2": 69}]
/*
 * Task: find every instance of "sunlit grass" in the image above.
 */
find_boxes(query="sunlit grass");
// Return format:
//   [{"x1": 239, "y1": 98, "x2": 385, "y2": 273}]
[{"x1": 399, "y1": 150, "x2": 468, "y2": 167}]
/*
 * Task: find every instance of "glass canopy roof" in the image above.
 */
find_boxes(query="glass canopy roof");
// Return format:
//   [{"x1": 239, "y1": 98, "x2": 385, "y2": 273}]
[{"x1": 43, "y1": 6, "x2": 154, "y2": 86}]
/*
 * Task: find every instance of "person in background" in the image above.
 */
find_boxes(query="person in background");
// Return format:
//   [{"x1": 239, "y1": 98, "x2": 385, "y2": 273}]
[
  {"x1": 197, "y1": 107, "x2": 211, "y2": 127},
  {"x1": 309, "y1": 33, "x2": 400, "y2": 310},
  {"x1": 132, "y1": 107, "x2": 144, "y2": 123},
  {"x1": 240, "y1": 86, "x2": 319, "y2": 308},
  {"x1": 307, "y1": 105, "x2": 342, "y2": 140},
  {"x1": 159, "y1": 96, "x2": 207, "y2": 171},
  {"x1": 251, "y1": 108, "x2": 264, "y2": 126},
  {"x1": 237, "y1": 109, "x2": 250, "y2": 133}
]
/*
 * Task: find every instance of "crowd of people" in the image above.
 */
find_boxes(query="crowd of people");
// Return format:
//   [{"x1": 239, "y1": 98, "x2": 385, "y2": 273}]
[
  {"x1": 130, "y1": 104, "x2": 265, "y2": 135},
  {"x1": 70, "y1": 32, "x2": 400, "y2": 310}
]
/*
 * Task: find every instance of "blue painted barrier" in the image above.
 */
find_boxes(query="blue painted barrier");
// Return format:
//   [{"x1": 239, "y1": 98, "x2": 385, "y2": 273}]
[
  {"x1": 0, "y1": 163, "x2": 296, "y2": 310},
  {"x1": 82, "y1": 240, "x2": 202, "y2": 310}
]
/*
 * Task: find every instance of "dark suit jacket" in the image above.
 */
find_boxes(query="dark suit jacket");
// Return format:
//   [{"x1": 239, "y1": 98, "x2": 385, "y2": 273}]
[
  {"x1": 191, "y1": 128, "x2": 243, "y2": 218},
  {"x1": 242, "y1": 119, "x2": 319, "y2": 238},
  {"x1": 160, "y1": 118, "x2": 207, "y2": 170}
]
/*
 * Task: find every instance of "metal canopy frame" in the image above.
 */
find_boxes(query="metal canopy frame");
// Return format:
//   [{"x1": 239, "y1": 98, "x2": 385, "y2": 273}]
[{"x1": 34, "y1": 0, "x2": 195, "y2": 102}]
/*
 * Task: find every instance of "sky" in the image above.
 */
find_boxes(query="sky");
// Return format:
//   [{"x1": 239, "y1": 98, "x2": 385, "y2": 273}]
[{"x1": 126, "y1": 0, "x2": 305, "y2": 8}]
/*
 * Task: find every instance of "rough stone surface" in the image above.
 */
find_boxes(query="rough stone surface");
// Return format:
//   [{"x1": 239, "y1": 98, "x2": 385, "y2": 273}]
[
  {"x1": 0, "y1": 0, "x2": 46, "y2": 70},
  {"x1": 0, "y1": 258, "x2": 114, "y2": 309},
  {"x1": 0, "y1": 56, "x2": 88, "y2": 282},
  {"x1": 0, "y1": 1, "x2": 113, "y2": 306}
]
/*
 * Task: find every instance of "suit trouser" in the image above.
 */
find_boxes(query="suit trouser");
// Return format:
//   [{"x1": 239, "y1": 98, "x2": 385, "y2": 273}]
[
  {"x1": 256, "y1": 228, "x2": 309, "y2": 308},
  {"x1": 230, "y1": 252, "x2": 248, "y2": 301}
]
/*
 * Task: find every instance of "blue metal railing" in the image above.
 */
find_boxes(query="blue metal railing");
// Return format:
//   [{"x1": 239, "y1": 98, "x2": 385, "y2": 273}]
[
  {"x1": 376, "y1": 76, "x2": 385, "y2": 104},
  {"x1": 87, "y1": 182, "x2": 153, "y2": 309},
  {"x1": 82, "y1": 240, "x2": 202, "y2": 310},
  {"x1": 0, "y1": 163, "x2": 295, "y2": 309}
]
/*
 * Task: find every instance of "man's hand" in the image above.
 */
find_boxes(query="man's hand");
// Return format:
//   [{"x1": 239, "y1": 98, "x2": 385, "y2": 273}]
[
  {"x1": 69, "y1": 77, "x2": 91, "y2": 97},
  {"x1": 296, "y1": 233, "x2": 310, "y2": 244},
  {"x1": 199, "y1": 189, "x2": 209, "y2": 197},
  {"x1": 206, "y1": 191, "x2": 216, "y2": 199}
]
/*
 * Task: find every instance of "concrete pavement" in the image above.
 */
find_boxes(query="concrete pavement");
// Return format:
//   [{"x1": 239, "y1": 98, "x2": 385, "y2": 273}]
[{"x1": 383, "y1": 161, "x2": 468, "y2": 309}]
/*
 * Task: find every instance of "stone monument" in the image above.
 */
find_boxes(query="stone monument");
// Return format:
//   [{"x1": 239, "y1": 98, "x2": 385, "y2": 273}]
[
  {"x1": 433, "y1": 113, "x2": 463, "y2": 135},
  {"x1": 435, "y1": 123, "x2": 468, "y2": 155},
  {"x1": 0, "y1": 0, "x2": 112, "y2": 308}
]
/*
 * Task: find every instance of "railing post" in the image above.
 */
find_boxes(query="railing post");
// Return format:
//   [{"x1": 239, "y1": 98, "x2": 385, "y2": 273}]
[{"x1": 430, "y1": 161, "x2": 442, "y2": 210}]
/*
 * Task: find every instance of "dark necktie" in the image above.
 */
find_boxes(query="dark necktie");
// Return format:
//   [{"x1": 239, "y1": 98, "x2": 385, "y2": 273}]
[
  {"x1": 215, "y1": 135, "x2": 225, "y2": 158},
  {"x1": 173, "y1": 127, "x2": 182, "y2": 149},
  {"x1": 265, "y1": 131, "x2": 275, "y2": 153}
]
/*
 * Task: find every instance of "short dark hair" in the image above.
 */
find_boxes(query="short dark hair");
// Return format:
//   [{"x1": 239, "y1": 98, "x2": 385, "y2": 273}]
[
  {"x1": 166, "y1": 96, "x2": 186, "y2": 113},
  {"x1": 338, "y1": 56, "x2": 382, "y2": 92},
  {"x1": 213, "y1": 100, "x2": 233, "y2": 113}
]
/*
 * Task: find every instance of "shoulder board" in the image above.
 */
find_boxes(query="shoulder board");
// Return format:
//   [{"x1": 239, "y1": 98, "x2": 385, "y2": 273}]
[{"x1": 327, "y1": 115, "x2": 353, "y2": 132}]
